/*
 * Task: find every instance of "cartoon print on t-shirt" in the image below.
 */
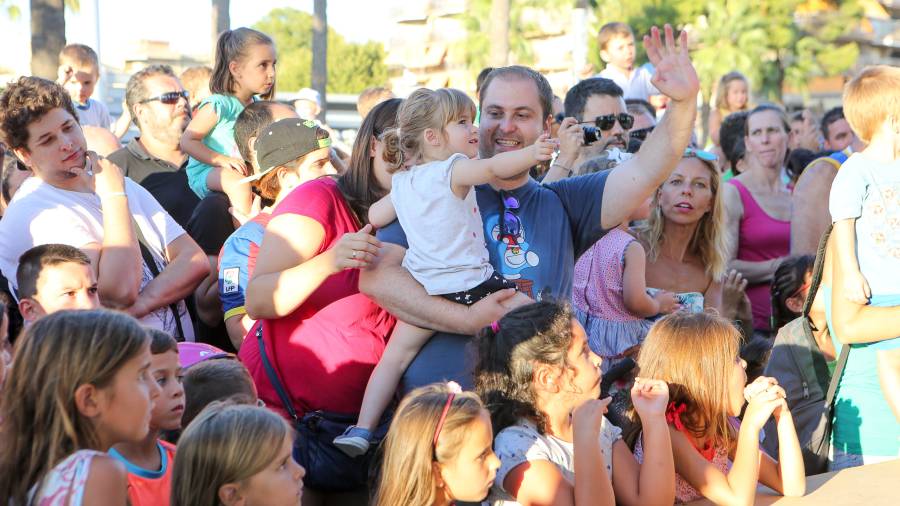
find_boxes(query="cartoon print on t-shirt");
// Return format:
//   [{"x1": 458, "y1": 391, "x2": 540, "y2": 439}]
[{"x1": 485, "y1": 212, "x2": 539, "y2": 294}]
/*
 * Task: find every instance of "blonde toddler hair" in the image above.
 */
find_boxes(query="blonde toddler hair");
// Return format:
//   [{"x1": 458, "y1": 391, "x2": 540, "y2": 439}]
[{"x1": 843, "y1": 65, "x2": 900, "y2": 144}]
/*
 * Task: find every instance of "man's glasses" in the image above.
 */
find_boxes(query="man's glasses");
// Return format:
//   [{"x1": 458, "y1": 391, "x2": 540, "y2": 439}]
[
  {"x1": 140, "y1": 90, "x2": 189, "y2": 105},
  {"x1": 581, "y1": 113, "x2": 634, "y2": 131},
  {"x1": 630, "y1": 126, "x2": 654, "y2": 141}
]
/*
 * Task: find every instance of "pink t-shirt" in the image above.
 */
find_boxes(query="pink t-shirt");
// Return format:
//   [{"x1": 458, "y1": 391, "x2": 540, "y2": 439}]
[
  {"x1": 238, "y1": 178, "x2": 396, "y2": 417},
  {"x1": 728, "y1": 179, "x2": 790, "y2": 330}
]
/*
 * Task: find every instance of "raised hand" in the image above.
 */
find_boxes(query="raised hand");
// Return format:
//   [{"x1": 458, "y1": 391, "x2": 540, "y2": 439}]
[
  {"x1": 643, "y1": 25, "x2": 700, "y2": 103},
  {"x1": 742, "y1": 376, "x2": 787, "y2": 430},
  {"x1": 631, "y1": 377, "x2": 670, "y2": 418},
  {"x1": 88, "y1": 151, "x2": 127, "y2": 198},
  {"x1": 531, "y1": 133, "x2": 557, "y2": 162},
  {"x1": 573, "y1": 396, "x2": 613, "y2": 440},
  {"x1": 327, "y1": 224, "x2": 382, "y2": 272}
]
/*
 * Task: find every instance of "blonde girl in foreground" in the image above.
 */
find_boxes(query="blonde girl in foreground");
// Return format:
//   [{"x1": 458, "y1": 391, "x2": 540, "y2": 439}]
[
  {"x1": 373, "y1": 382, "x2": 501, "y2": 506},
  {"x1": 628, "y1": 312, "x2": 805, "y2": 504},
  {"x1": 0, "y1": 309, "x2": 160, "y2": 505},
  {"x1": 171, "y1": 403, "x2": 305, "y2": 506}
]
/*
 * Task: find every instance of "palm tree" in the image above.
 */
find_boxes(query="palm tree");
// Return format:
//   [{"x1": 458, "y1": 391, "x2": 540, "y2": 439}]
[
  {"x1": 211, "y1": 0, "x2": 230, "y2": 59},
  {"x1": 489, "y1": 0, "x2": 510, "y2": 66},
  {"x1": 311, "y1": 0, "x2": 327, "y2": 120},
  {"x1": 30, "y1": 0, "x2": 68, "y2": 78}
]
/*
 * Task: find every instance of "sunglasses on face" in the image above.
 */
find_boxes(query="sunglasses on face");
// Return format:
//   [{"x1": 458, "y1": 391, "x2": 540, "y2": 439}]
[
  {"x1": 630, "y1": 126, "x2": 654, "y2": 141},
  {"x1": 139, "y1": 90, "x2": 189, "y2": 105},
  {"x1": 583, "y1": 113, "x2": 634, "y2": 131}
]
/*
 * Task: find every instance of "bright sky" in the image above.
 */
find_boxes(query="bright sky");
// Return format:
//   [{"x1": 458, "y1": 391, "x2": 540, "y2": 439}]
[{"x1": 0, "y1": 0, "x2": 397, "y2": 74}]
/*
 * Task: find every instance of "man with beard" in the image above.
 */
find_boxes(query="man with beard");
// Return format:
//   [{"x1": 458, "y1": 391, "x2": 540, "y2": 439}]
[
  {"x1": 361, "y1": 26, "x2": 700, "y2": 392},
  {"x1": 563, "y1": 77, "x2": 632, "y2": 170},
  {"x1": 108, "y1": 65, "x2": 199, "y2": 229}
]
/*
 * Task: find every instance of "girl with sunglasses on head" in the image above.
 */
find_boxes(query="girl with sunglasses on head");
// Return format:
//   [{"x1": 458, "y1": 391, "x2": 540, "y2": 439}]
[
  {"x1": 181, "y1": 28, "x2": 276, "y2": 220},
  {"x1": 372, "y1": 382, "x2": 500, "y2": 506},
  {"x1": 334, "y1": 87, "x2": 548, "y2": 457}
]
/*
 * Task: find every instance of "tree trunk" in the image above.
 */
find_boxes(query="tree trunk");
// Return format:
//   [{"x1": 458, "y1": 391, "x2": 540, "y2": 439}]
[
  {"x1": 489, "y1": 0, "x2": 510, "y2": 67},
  {"x1": 312, "y1": 0, "x2": 327, "y2": 121},
  {"x1": 211, "y1": 0, "x2": 230, "y2": 61},
  {"x1": 30, "y1": 0, "x2": 66, "y2": 79}
]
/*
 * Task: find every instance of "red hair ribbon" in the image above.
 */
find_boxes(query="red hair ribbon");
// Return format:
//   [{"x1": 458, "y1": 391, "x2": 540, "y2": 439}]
[{"x1": 665, "y1": 401, "x2": 716, "y2": 461}]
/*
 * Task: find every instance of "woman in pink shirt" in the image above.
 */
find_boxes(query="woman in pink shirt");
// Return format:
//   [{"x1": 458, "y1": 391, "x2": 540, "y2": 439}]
[{"x1": 722, "y1": 105, "x2": 792, "y2": 336}]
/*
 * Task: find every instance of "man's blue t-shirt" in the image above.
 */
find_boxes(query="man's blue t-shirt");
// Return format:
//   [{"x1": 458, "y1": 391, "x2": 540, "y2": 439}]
[{"x1": 377, "y1": 171, "x2": 610, "y2": 392}]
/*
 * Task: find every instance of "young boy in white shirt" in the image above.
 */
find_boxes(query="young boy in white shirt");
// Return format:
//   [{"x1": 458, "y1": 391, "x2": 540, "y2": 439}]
[{"x1": 596, "y1": 22, "x2": 660, "y2": 103}]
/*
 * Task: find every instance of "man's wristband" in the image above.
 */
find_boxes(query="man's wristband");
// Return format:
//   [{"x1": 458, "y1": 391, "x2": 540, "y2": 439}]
[{"x1": 100, "y1": 192, "x2": 127, "y2": 199}]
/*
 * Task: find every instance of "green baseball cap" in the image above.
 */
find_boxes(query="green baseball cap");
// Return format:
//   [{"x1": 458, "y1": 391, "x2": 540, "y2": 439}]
[{"x1": 240, "y1": 118, "x2": 332, "y2": 183}]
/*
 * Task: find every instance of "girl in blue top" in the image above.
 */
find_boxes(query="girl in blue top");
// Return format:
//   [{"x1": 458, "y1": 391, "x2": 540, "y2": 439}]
[{"x1": 181, "y1": 27, "x2": 276, "y2": 218}]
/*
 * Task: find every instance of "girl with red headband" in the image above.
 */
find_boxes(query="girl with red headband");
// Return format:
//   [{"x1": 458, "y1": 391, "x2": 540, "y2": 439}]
[{"x1": 372, "y1": 382, "x2": 500, "y2": 506}]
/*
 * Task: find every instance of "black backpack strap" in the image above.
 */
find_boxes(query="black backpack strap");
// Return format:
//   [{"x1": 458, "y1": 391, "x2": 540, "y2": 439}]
[
  {"x1": 803, "y1": 222, "x2": 834, "y2": 317},
  {"x1": 825, "y1": 343, "x2": 850, "y2": 406},
  {"x1": 256, "y1": 324, "x2": 300, "y2": 422},
  {"x1": 798, "y1": 223, "x2": 834, "y2": 390},
  {"x1": 132, "y1": 217, "x2": 186, "y2": 341}
]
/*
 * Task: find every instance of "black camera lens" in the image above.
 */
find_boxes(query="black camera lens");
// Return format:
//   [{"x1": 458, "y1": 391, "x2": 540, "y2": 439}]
[{"x1": 582, "y1": 126, "x2": 599, "y2": 145}]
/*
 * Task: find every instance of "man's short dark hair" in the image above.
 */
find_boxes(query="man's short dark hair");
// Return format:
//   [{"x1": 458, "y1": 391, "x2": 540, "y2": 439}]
[
  {"x1": 16, "y1": 244, "x2": 91, "y2": 300},
  {"x1": 625, "y1": 98, "x2": 656, "y2": 119},
  {"x1": 182, "y1": 359, "x2": 256, "y2": 427},
  {"x1": 476, "y1": 67, "x2": 495, "y2": 97},
  {"x1": 479, "y1": 66, "x2": 554, "y2": 121},
  {"x1": 821, "y1": 106, "x2": 845, "y2": 141},
  {"x1": 356, "y1": 87, "x2": 394, "y2": 120},
  {"x1": 0, "y1": 77, "x2": 78, "y2": 151},
  {"x1": 233, "y1": 101, "x2": 279, "y2": 163},
  {"x1": 564, "y1": 77, "x2": 624, "y2": 122},
  {"x1": 124, "y1": 64, "x2": 179, "y2": 129},
  {"x1": 720, "y1": 111, "x2": 749, "y2": 172}
]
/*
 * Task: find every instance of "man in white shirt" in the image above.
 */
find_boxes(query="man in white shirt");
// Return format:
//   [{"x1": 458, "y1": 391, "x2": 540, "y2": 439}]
[{"x1": 0, "y1": 76, "x2": 208, "y2": 339}]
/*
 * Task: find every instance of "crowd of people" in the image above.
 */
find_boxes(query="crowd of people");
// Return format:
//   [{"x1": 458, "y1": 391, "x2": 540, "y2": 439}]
[{"x1": 0, "y1": 18, "x2": 897, "y2": 506}]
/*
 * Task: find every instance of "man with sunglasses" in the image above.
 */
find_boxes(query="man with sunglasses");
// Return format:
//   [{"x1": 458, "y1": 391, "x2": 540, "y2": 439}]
[
  {"x1": 108, "y1": 65, "x2": 199, "y2": 229},
  {"x1": 562, "y1": 77, "x2": 633, "y2": 169},
  {"x1": 361, "y1": 25, "x2": 700, "y2": 393}
]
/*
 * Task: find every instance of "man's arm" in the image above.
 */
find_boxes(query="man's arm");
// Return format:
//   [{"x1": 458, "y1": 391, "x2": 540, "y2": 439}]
[
  {"x1": 126, "y1": 234, "x2": 208, "y2": 318},
  {"x1": 790, "y1": 161, "x2": 837, "y2": 255},
  {"x1": 601, "y1": 26, "x2": 699, "y2": 230},
  {"x1": 358, "y1": 240, "x2": 515, "y2": 335},
  {"x1": 89, "y1": 155, "x2": 143, "y2": 308}
]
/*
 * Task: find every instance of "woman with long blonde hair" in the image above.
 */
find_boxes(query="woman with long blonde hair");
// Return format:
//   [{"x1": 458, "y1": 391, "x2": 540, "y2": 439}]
[
  {"x1": 170, "y1": 403, "x2": 305, "y2": 506},
  {"x1": 627, "y1": 312, "x2": 805, "y2": 504},
  {"x1": 639, "y1": 149, "x2": 731, "y2": 313},
  {"x1": 373, "y1": 382, "x2": 500, "y2": 506}
]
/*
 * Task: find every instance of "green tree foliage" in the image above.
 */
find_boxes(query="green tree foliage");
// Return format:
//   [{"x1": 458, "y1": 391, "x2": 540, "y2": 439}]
[
  {"x1": 457, "y1": 0, "x2": 570, "y2": 70},
  {"x1": 593, "y1": 0, "x2": 862, "y2": 102},
  {"x1": 254, "y1": 7, "x2": 388, "y2": 93}
]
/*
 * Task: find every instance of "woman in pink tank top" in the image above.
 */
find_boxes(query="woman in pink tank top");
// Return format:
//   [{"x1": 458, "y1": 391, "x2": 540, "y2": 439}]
[{"x1": 723, "y1": 105, "x2": 792, "y2": 335}]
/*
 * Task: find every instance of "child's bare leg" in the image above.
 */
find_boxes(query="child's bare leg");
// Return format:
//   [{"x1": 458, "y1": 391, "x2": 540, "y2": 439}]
[
  {"x1": 356, "y1": 321, "x2": 435, "y2": 430},
  {"x1": 207, "y1": 166, "x2": 253, "y2": 217},
  {"x1": 876, "y1": 348, "x2": 900, "y2": 422}
]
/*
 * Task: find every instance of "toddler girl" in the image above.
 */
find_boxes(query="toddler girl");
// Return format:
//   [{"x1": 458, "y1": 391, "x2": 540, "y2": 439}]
[
  {"x1": 181, "y1": 27, "x2": 276, "y2": 217},
  {"x1": 334, "y1": 87, "x2": 548, "y2": 456},
  {"x1": 709, "y1": 71, "x2": 750, "y2": 147},
  {"x1": 572, "y1": 195, "x2": 679, "y2": 370}
]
